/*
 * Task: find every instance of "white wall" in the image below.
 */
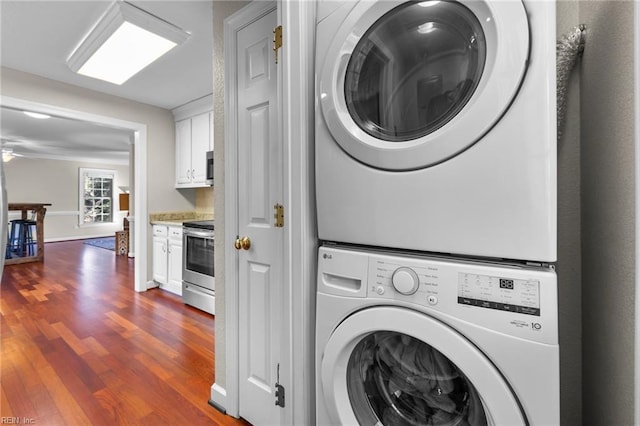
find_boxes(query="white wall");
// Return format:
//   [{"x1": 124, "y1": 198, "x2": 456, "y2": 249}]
[
  {"x1": 4, "y1": 157, "x2": 129, "y2": 241},
  {"x1": 0, "y1": 67, "x2": 197, "y2": 281}
]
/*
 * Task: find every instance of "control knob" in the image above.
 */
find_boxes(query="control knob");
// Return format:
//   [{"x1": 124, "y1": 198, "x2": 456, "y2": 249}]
[{"x1": 392, "y1": 267, "x2": 420, "y2": 295}]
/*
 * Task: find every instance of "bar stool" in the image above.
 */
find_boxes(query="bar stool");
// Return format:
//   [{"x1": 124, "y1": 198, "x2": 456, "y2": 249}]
[{"x1": 5, "y1": 219, "x2": 37, "y2": 258}]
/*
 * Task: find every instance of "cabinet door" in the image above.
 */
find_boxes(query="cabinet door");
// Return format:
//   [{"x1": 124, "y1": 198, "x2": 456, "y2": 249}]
[
  {"x1": 175, "y1": 119, "x2": 192, "y2": 186},
  {"x1": 152, "y1": 236, "x2": 168, "y2": 284},
  {"x1": 167, "y1": 238, "x2": 183, "y2": 296},
  {"x1": 191, "y1": 112, "x2": 210, "y2": 185}
]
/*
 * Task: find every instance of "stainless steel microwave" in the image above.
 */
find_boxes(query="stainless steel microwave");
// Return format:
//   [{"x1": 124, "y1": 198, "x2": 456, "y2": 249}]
[{"x1": 206, "y1": 151, "x2": 213, "y2": 185}]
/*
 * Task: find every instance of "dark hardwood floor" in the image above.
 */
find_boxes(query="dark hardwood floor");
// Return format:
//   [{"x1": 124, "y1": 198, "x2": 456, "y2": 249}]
[{"x1": 0, "y1": 239, "x2": 250, "y2": 425}]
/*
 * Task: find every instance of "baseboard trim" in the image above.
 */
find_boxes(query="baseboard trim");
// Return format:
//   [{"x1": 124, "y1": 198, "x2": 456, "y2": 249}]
[
  {"x1": 209, "y1": 383, "x2": 227, "y2": 414},
  {"x1": 45, "y1": 234, "x2": 114, "y2": 243}
]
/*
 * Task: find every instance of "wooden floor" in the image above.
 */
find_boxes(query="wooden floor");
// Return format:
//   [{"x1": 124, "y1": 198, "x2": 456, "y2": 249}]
[{"x1": 0, "y1": 240, "x2": 250, "y2": 425}]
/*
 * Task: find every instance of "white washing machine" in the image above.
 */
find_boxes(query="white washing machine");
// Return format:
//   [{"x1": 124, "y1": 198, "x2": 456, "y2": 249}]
[
  {"x1": 316, "y1": 245, "x2": 559, "y2": 425},
  {"x1": 315, "y1": 0, "x2": 557, "y2": 262}
]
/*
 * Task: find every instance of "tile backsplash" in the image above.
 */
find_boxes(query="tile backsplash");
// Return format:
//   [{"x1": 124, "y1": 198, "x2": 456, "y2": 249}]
[{"x1": 195, "y1": 187, "x2": 214, "y2": 214}]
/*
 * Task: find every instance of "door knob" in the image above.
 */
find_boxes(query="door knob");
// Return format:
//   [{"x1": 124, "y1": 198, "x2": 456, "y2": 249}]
[
  {"x1": 240, "y1": 236, "x2": 251, "y2": 250},
  {"x1": 234, "y1": 236, "x2": 251, "y2": 250}
]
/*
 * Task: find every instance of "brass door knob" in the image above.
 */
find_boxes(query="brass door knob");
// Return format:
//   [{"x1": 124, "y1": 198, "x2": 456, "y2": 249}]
[
  {"x1": 235, "y1": 236, "x2": 251, "y2": 250},
  {"x1": 240, "y1": 236, "x2": 251, "y2": 250}
]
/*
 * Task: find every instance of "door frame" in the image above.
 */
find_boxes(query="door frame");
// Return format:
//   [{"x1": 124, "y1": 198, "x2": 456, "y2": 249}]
[
  {"x1": 221, "y1": 0, "x2": 317, "y2": 423},
  {"x1": 0, "y1": 95, "x2": 148, "y2": 293},
  {"x1": 222, "y1": 0, "x2": 279, "y2": 419},
  {"x1": 634, "y1": 1, "x2": 640, "y2": 422}
]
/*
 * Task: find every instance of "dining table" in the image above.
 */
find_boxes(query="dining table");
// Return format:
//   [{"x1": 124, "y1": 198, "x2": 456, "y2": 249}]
[{"x1": 6, "y1": 203, "x2": 52, "y2": 265}]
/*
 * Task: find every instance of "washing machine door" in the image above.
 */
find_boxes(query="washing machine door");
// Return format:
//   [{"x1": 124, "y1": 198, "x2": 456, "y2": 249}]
[
  {"x1": 319, "y1": 0, "x2": 529, "y2": 170},
  {"x1": 320, "y1": 307, "x2": 526, "y2": 425}
]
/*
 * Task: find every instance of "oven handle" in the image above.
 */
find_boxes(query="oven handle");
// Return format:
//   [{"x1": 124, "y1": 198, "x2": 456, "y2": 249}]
[{"x1": 183, "y1": 228, "x2": 215, "y2": 239}]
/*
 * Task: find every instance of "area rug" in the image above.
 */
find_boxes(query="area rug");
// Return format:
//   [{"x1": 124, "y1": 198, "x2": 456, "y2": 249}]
[{"x1": 83, "y1": 237, "x2": 115, "y2": 251}]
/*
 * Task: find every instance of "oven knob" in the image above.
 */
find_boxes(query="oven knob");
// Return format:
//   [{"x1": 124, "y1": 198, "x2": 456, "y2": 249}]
[{"x1": 392, "y1": 267, "x2": 420, "y2": 295}]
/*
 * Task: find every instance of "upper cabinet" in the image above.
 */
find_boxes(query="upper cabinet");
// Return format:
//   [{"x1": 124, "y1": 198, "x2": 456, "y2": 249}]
[{"x1": 173, "y1": 95, "x2": 213, "y2": 188}]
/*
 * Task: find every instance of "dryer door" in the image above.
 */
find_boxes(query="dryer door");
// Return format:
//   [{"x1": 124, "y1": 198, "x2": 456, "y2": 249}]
[
  {"x1": 319, "y1": 0, "x2": 529, "y2": 170},
  {"x1": 320, "y1": 307, "x2": 526, "y2": 425}
]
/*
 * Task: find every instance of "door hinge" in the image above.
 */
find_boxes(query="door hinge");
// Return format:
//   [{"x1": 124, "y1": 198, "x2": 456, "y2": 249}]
[
  {"x1": 273, "y1": 25, "x2": 283, "y2": 64},
  {"x1": 274, "y1": 203, "x2": 284, "y2": 228},
  {"x1": 275, "y1": 363, "x2": 285, "y2": 408}
]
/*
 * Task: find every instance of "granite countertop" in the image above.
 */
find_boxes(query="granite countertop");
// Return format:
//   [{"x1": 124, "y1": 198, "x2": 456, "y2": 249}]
[{"x1": 150, "y1": 211, "x2": 213, "y2": 226}]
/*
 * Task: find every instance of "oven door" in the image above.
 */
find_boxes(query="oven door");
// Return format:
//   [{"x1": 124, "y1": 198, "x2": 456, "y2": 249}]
[{"x1": 182, "y1": 228, "x2": 215, "y2": 290}]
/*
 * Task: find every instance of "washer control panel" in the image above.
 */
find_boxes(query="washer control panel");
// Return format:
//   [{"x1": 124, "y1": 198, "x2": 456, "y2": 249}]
[
  {"x1": 391, "y1": 267, "x2": 420, "y2": 295},
  {"x1": 458, "y1": 273, "x2": 540, "y2": 316},
  {"x1": 318, "y1": 246, "x2": 558, "y2": 344},
  {"x1": 370, "y1": 259, "x2": 443, "y2": 306}
]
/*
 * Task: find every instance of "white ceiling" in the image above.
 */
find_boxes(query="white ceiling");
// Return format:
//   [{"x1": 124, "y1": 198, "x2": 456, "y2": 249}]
[
  {"x1": 0, "y1": 0, "x2": 214, "y2": 163},
  {"x1": 1, "y1": 106, "x2": 133, "y2": 164}
]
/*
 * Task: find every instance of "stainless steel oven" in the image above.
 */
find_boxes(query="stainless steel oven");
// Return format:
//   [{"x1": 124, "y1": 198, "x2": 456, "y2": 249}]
[{"x1": 182, "y1": 220, "x2": 215, "y2": 315}]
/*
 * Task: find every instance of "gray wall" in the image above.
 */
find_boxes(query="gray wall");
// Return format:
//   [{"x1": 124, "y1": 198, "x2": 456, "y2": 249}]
[
  {"x1": 555, "y1": 2, "x2": 637, "y2": 424},
  {"x1": 4, "y1": 157, "x2": 129, "y2": 241},
  {"x1": 557, "y1": 2, "x2": 583, "y2": 424},
  {"x1": 212, "y1": 0, "x2": 251, "y2": 392},
  {"x1": 0, "y1": 67, "x2": 197, "y2": 281},
  {"x1": 579, "y1": 1, "x2": 636, "y2": 425}
]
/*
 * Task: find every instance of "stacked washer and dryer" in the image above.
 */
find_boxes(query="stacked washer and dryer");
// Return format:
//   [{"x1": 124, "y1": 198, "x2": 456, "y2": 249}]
[{"x1": 314, "y1": 0, "x2": 559, "y2": 425}]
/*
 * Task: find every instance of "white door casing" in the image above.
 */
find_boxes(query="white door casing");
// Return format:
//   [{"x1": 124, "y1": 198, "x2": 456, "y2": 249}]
[
  {"x1": 235, "y1": 6, "x2": 283, "y2": 425},
  {"x1": 221, "y1": 1, "x2": 317, "y2": 423}
]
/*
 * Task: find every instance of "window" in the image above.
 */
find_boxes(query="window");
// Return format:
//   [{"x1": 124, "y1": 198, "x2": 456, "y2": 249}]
[{"x1": 79, "y1": 168, "x2": 116, "y2": 226}]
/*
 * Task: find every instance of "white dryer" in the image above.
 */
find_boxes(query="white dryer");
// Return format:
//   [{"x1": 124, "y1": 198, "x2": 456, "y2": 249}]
[
  {"x1": 315, "y1": 0, "x2": 557, "y2": 262},
  {"x1": 316, "y1": 245, "x2": 559, "y2": 425}
]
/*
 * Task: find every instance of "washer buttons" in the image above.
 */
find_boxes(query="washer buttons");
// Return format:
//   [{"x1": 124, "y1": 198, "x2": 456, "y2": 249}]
[
  {"x1": 427, "y1": 295, "x2": 438, "y2": 305},
  {"x1": 376, "y1": 286, "x2": 385, "y2": 295}
]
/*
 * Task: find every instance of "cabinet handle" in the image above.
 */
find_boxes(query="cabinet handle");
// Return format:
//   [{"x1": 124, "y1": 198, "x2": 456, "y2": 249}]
[
  {"x1": 187, "y1": 169, "x2": 191, "y2": 179},
  {"x1": 162, "y1": 243, "x2": 166, "y2": 253},
  {"x1": 192, "y1": 169, "x2": 195, "y2": 178}
]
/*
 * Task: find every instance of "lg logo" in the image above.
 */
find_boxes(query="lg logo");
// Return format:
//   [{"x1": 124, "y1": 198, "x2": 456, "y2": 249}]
[
  {"x1": 322, "y1": 253, "x2": 333, "y2": 260},
  {"x1": 531, "y1": 322, "x2": 542, "y2": 331}
]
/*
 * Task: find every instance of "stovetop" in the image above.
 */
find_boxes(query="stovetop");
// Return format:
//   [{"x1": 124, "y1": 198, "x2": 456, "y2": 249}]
[{"x1": 182, "y1": 220, "x2": 214, "y2": 230}]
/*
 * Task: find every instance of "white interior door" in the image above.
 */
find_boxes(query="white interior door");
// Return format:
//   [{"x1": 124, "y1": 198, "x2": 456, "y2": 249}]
[{"x1": 236, "y1": 7, "x2": 282, "y2": 426}]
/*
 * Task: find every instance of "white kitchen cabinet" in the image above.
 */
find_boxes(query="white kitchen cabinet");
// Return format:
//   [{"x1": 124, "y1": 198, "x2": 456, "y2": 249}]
[
  {"x1": 175, "y1": 119, "x2": 192, "y2": 186},
  {"x1": 173, "y1": 95, "x2": 213, "y2": 188},
  {"x1": 166, "y1": 226, "x2": 183, "y2": 295},
  {"x1": 152, "y1": 224, "x2": 183, "y2": 296}
]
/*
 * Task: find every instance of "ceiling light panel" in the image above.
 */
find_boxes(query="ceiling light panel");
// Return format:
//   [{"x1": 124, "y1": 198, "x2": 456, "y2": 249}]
[
  {"x1": 23, "y1": 111, "x2": 51, "y2": 119},
  {"x1": 67, "y1": 1, "x2": 190, "y2": 85}
]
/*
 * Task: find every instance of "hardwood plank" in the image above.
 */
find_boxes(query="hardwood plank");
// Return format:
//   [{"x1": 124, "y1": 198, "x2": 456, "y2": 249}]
[{"x1": 1, "y1": 240, "x2": 250, "y2": 425}]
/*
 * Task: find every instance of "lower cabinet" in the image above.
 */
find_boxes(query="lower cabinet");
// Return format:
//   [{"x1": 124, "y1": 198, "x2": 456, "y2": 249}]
[{"x1": 152, "y1": 225, "x2": 183, "y2": 295}]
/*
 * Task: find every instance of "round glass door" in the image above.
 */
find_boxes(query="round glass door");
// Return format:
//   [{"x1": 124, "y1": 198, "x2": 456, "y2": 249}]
[
  {"x1": 320, "y1": 307, "x2": 526, "y2": 425},
  {"x1": 345, "y1": 1, "x2": 486, "y2": 142},
  {"x1": 318, "y1": 0, "x2": 529, "y2": 170},
  {"x1": 347, "y1": 331, "x2": 487, "y2": 425}
]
